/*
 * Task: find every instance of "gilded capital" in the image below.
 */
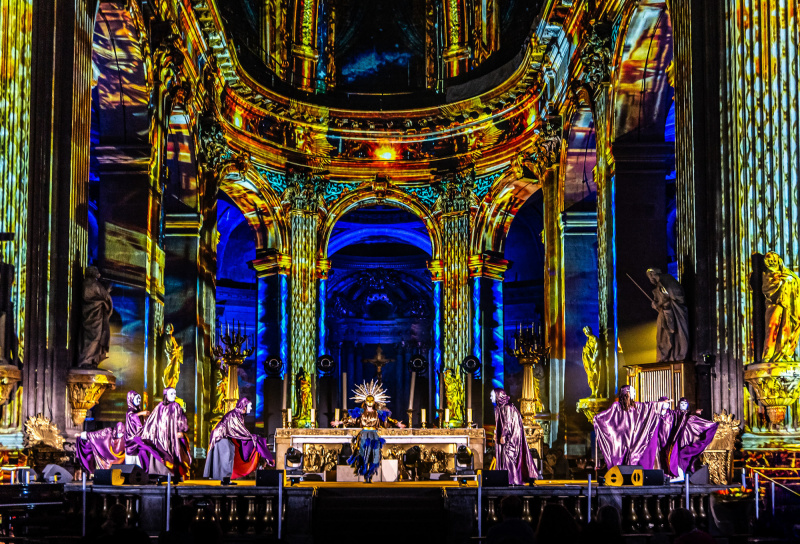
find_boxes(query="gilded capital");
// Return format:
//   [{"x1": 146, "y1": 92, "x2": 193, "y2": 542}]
[{"x1": 66, "y1": 368, "x2": 117, "y2": 427}]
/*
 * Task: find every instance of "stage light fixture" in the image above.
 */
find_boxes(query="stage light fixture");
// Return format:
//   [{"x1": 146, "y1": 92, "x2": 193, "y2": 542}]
[
  {"x1": 264, "y1": 356, "x2": 284, "y2": 377},
  {"x1": 455, "y1": 445, "x2": 475, "y2": 475},
  {"x1": 460, "y1": 355, "x2": 481, "y2": 376},
  {"x1": 408, "y1": 355, "x2": 427, "y2": 375},
  {"x1": 316, "y1": 354, "x2": 335, "y2": 377},
  {"x1": 284, "y1": 447, "x2": 304, "y2": 484}
]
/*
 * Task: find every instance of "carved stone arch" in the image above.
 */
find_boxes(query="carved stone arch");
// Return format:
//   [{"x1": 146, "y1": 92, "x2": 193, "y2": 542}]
[{"x1": 320, "y1": 186, "x2": 443, "y2": 260}]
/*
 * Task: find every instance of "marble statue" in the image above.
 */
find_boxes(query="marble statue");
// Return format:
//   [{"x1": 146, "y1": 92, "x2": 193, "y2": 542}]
[
  {"x1": 761, "y1": 251, "x2": 800, "y2": 362},
  {"x1": 582, "y1": 326, "x2": 601, "y2": 397},
  {"x1": 646, "y1": 268, "x2": 689, "y2": 362},
  {"x1": 162, "y1": 324, "x2": 183, "y2": 389},
  {"x1": 78, "y1": 266, "x2": 113, "y2": 368}
]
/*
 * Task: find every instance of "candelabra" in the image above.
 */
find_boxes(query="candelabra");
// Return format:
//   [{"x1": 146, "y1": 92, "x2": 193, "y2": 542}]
[
  {"x1": 506, "y1": 322, "x2": 548, "y2": 452},
  {"x1": 213, "y1": 320, "x2": 254, "y2": 413}
]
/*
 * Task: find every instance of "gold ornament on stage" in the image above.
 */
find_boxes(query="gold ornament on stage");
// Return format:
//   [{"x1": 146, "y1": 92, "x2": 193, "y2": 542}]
[
  {"x1": 66, "y1": 368, "x2": 116, "y2": 426},
  {"x1": 576, "y1": 326, "x2": 612, "y2": 423},
  {"x1": 23, "y1": 414, "x2": 64, "y2": 450},
  {"x1": 700, "y1": 411, "x2": 740, "y2": 485},
  {"x1": 162, "y1": 323, "x2": 183, "y2": 389},
  {"x1": 351, "y1": 379, "x2": 390, "y2": 407},
  {"x1": 212, "y1": 319, "x2": 253, "y2": 413}
]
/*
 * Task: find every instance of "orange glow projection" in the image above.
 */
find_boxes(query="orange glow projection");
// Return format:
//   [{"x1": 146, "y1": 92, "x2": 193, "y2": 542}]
[{"x1": 376, "y1": 147, "x2": 396, "y2": 160}]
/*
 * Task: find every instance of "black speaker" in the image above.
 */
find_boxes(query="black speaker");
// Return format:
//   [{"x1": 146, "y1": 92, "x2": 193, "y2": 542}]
[
  {"x1": 118, "y1": 464, "x2": 147, "y2": 485},
  {"x1": 642, "y1": 469, "x2": 665, "y2": 486},
  {"x1": 256, "y1": 469, "x2": 283, "y2": 487},
  {"x1": 604, "y1": 465, "x2": 643, "y2": 486},
  {"x1": 41, "y1": 464, "x2": 73, "y2": 484},
  {"x1": 94, "y1": 468, "x2": 124, "y2": 486},
  {"x1": 689, "y1": 465, "x2": 709, "y2": 484},
  {"x1": 481, "y1": 470, "x2": 509, "y2": 487}
]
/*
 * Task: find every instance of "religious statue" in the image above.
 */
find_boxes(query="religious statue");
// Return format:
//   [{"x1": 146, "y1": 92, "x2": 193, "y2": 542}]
[
  {"x1": 75, "y1": 422, "x2": 125, "y2": 474},
  {"x1": 204, "y1": 398, "x2": 274, "y2": 480},
  {"x1": 162, "y1": 324, "x2": 183, "y2": 389},
  {"x1": 78, "y1": 266, "x2": 113, "y2": 368},
  {"x1": 443, "y1": 368, "x2": 465, "y2": 424},
  {"x1": 295, "y1": 369, "x2": 312, "y2": 423},
  {"x1": 657, "y1": 397, "x2": 718, "y2": 480},
  {"x1": 213, "y1": 364, "x2": 228, "y2": 415},
  {"x1": 363, "y1": 344, "x2": 394, "y2": 383},
  {"x1": 761, "y1": 251, "x2": 800, "y2": 362},
  {"x1": 491, "y1": 388, "x2": 540, "y2": 484},
  {"x1": 133, "y1": 387, "x2": 192, "y2": 477},
  {"x1": 646, "y1": 268, "x2": 689, "y2": 362},
  {"x1": 582, "y1": 326, "x2": 601, "y2": 398},
  {"x1": 331, "y1": 380, "x2": 405, "y2": 483}
]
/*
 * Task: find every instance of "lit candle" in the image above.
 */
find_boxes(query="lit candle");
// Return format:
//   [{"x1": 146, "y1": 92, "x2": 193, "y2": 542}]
[
  {"x1": 445, "y1": 408, "x2": 450, "y2": 424},
  {"x1": 421, "y1": 408, "x2": 426, "y2": 423},
  {"x1": 287, "y1": 408, "x2": 292, "y2": 425},
  {"x1": 467, "y1": 408, "x2": 473, "y2": 424}
]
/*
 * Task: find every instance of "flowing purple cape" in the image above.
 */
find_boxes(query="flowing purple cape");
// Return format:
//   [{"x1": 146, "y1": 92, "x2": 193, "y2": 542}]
[
  {"x1": 493, "y1": 389, "x2": 540, "y2": 484},
  {"x1": 594, "y1": 400, "x2": 663, "y2": 469},
  {"x1": 208, "y1": 398, "x2": 274, "y2": 473},
  {"x1": 658, "y1": 410, "x2": 718, "y2": 477},
  {"x1": 76, "y1": 423, "x2": 125, "y2": 474},
  {"x1": 125, "y1": 390, "x2": 144, "y2": 456},
  {"x1": 133, "y1": 393, "x2": 192, "y2": 476}
]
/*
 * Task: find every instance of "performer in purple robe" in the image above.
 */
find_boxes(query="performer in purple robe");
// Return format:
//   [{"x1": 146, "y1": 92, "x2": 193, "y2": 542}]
[
  {"x1": 658, "y1": 397, "x2": 718, "y2": 479},
  {"x1": 125, "y1": 390, "x2": 149, "y2": 466},
  {"x1": 204, "y1": 398, "x2": 274, "y2": 480},
  {"x1": 594, "y1": 385, "x2": 670, "y2": 469},
  {"x1": 491, "y1": 388, "x2": 540, "y2": 485},
  {"x1": 133, "y1": 387, "x2": 192, "y2": 478},
  {"x1": 76, "y1": 422, "x2": 125, "y2": 474}
]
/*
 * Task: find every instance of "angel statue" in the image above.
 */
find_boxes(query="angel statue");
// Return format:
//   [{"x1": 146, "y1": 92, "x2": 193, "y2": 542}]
[
  {"x1": 162, "y1": 324, "x2": 183, "y2": 389},
  {"x1": 761, "y1": 251, "x2": 800, "y2": 362},
  {"x1": 331, "y1": 380, "x2": 405, "y2": 483},
  {"x1": 582, "y1": 326, "x2": 601, "y2": 398}
]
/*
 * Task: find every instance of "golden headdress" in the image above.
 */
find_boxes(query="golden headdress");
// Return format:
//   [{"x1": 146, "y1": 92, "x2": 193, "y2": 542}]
[{"x1": 351, "y1": 380, "x2": 390, "y2": 406}]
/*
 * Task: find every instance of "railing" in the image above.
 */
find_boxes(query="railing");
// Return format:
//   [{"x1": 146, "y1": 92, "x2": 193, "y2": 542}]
[{"x1": 750, "y1": 469, "x2": 800, "y2": 520}]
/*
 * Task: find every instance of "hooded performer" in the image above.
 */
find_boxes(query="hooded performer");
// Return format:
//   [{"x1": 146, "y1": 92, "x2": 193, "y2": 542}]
[
  {"x1": 491, "y1": 388, "x2": 540, "y2": 484},
  {"x1": 658, "y1": 397, "x2": 718, "y2": 480},
  {"x1": 75, "y1": 422, "x2": 125, "y2": 474},
  {"x1": 594, "y1": 385, "x2": 670, "y2": 469},
  {"x1": 331, "y1": 380, "x2": 405, "y2": 483},
  {"x1": 204, "y1": 398, "x2": 275, "y2": 480},
  {"x1": 133, "y1": 387, "x2": 192, "y2": 478},
  {"x1": 125, "y1": 390, "x2": 149, "y2": 466}
]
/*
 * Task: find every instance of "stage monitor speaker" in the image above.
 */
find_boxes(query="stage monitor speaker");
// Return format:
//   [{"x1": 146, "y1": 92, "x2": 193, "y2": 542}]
[
  {"x1": 605, "y1": 465, "x2": 643, "y2": 486},
  {"x1": 117, "y1": 464, "x2": 147, "y2": 485},
  {"x1": 481, "y1": 470, "x2": 509, "y2": 487},
  {"x1": 689, "y1": 465, "x2": 709, "y2": 485},
  {"x1": 94, "y1": 468, "x2": 124, "y2": 486},
  {"x1": 41, "y1": 464, "x2": 73, "y2": 484},
  {"x1": 256, "y1": 469, "x2": 284, "y2": 487},
  {"x1": 642, "y1": 469, "x2": 665, "y2": 486}
]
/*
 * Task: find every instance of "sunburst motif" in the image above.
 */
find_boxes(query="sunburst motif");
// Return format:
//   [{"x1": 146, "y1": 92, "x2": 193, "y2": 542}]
[{"x1": 351, "y1": 379, "x2": 390, "y2": 406}]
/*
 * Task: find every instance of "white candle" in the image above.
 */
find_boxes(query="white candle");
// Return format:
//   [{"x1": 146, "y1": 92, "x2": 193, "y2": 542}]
[
  {"x1": 421, "y1": 408, "x2": 426, "y2": 423},
  {"x1": 342, "y1": 371, "x2": 347, "y2": 410},
  {"x1": 311, "y1": 408, "x2": 316, "y2": 424},
  {"x1": 286, "y1": 408, "x2": 292, "y2": 427},
  {"x1": 335, "y1": 408, "x2": 340, "y2": 423},
  {"x1": 467, "y1": 408, "x2": 473, "y2": 424},
  {"x1": 445, "y1": 408, "x2": 450, "y2": 424},
  {"x1": 408, "y1": 372, "x2": 416, "y2": 411}
]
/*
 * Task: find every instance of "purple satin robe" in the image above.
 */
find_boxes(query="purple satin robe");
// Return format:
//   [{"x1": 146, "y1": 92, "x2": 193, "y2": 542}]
[
  {"x1": 207, "y1": 398, "x2": 274, "y2": 475},
  {"x1": 658, "y1": 410, "x2": 718, "y2": 477},
  {"x1": 133, "y1": 389, "x2": 192, "y2": 477},
  {"x1": 76, "y1": 422, "x2": 125, "y2": 474},
  {"x1": 595, "y1": 400, "x2": 664, "y2": 469},
  {"x1": 125, "y1": 390, "x2": 144, "y2": 456},
  {"x1": 493, "y1": 388, "x2": 540, "y2": 484}
]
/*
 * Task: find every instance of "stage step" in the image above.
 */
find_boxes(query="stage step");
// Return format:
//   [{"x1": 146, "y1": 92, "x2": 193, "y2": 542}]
[{"x1": 312, "y1": 487, "x2": 447, "y2": 543}]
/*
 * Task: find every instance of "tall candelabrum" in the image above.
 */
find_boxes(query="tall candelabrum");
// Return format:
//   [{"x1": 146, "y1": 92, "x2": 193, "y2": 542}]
[
  {"x1": 506, "y1": 322, "x2": 548, "y2": 450},
  {"x1": 212, "y1": 320, "x2": 254, "y2": 413}
]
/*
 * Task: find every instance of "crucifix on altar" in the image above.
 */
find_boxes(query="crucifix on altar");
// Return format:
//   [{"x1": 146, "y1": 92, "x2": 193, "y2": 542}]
[{"x1": 363, "y1": 345, "x2": 395, "y2": 383}]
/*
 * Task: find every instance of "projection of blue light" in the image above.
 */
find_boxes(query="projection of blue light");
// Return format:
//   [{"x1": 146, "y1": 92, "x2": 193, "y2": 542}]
[
  {"x1": 318, "y1": 279, "x2": 327, "y2": 358},
  {"x1": 611, "y1": 174, "x2": 619, "y2": 394},
  {"x1": 341, "y1": 50, "x2": 413, "y2": 84},
  {"x1": 491, "y1": 281, "x2": 504, "y2": 389},
  {"x1": 256, "y1": 278, "x2": 268, "y2": 424},
  {"x1": 433, "y1": 281, "x2": 441, "y2": 410},
  {"x1": 280, "y1": 275, "x2": 289, "y2": 379},
  {"x1": 472, "y1": 277, "x2": 481, "y2": 365},
  {"x1": 327, "y1": 226, "x2": 432, "y2": 256}
]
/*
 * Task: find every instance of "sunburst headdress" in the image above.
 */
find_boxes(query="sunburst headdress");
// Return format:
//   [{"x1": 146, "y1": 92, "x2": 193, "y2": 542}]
[{"x1": 351, "y1": 380, "x2": 390, "y2": 406}]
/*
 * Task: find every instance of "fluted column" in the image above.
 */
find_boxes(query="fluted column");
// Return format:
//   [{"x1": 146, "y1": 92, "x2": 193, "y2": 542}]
[{"x1": 441, "y1": 0, "x2": 470, "y2": 77}]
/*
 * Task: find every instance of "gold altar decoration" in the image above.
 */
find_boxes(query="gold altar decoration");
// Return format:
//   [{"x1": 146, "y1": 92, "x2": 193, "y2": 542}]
[
  {"x1": 66, "y1": 368, "x2": 116, "y2": 426},
  {"x1": 443, "y1": 368, "x2": 465, "y2": 427},
  {"x1": 23, "y1": 414, "x2": 64, "y2": 450},
  {"x1": 302, "y1": 444, "x2": 341, "y2": 472},
  {"x1": 0, "y1": 363, "x2": 21, "y2": 407},
  {"x1": 700, "y1": 410, "x2": 741, "y2": 485},
  {"x1": 576, "y1": 397, "x2": 612, "y2": 424},
  {"x1": 744, "y1": 361, "x2": 800, "y2": 426},
  {"x1": 212, "y1": 320, "x2": 253, "y2": 413},
  {"x1": 162, "y1": 323, "x2": 183, "y2": 389},
  {"x1": 363, "y1": 345, "x2": 394, "y2": 383}
]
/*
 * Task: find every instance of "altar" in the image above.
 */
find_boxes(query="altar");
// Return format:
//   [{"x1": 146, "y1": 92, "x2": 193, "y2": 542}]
[{"x1": 274, "y1": 427, "x2": 485, "y2": 476}]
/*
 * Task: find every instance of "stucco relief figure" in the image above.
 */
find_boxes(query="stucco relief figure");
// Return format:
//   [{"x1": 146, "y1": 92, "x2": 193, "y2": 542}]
[
  {"x1": 582, "y1": 326, "x2": 601, "y2": 398},
  {"x1": 443, "y1": 368, "x2": 465, "y2": 423},
  {"x1": 761, "y1": 251, "x2": 800, "y2": 362},
  {"x1": 295, "y1": 369, "x2": 312, "y2": 422},
  {"x1": 647, "y1": 268, "x2": 689, "y2": 362},
  {"x1": 78, "y1": 266, "x2": 113, "y2": 368},
  {"x1": 162, "y1": 324, "x2": 184, "y2": 389}
]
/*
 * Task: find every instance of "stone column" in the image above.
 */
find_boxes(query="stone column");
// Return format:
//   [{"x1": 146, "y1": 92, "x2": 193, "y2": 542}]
[
  {"x1": 441, "y1": 0, "x2": 470, "y2": 77},
  {"x1": 289, "y1": 0, "x2": 321, "y2": 91},
  {"x1": 317, "y1": 258, "x2": 331, "y2": 357},
  {"x1": 428, "y1": 261, "x2": 444, "y2": 410}
]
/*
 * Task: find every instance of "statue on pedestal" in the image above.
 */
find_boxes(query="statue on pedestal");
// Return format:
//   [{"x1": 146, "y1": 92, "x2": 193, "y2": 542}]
[
  {"x1": 443, "y1": 368, "x2": 464, "y2": 425},
  {"x1": 761, "y1": 251, "x2": 800, "y2": 362},
  {"x1": 295, "y1": 369, "x2": 312, "y2": 424},
  {"x1": 78, "y1": 266, "x2": 113, "y2": 368},
  {"x1": 162, "y1": 324, "x2": 183, "y2": 389},
  {"x1": 646, "y1": 268, "x2": 689, "y2": 362},
  {"x1": 582, "y1": 326, "x2": 601, "y2": 398}
]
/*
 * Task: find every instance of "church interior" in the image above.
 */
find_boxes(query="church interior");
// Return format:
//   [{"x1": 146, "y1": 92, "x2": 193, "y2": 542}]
[{"x1": 1, "y1": 0, "x2": 799, "y2": 542}]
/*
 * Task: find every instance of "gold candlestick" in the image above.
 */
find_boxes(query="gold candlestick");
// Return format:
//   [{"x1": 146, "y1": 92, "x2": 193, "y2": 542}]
[{"x1": 407, "y1": 409, "x2": 413, "y2": 428}]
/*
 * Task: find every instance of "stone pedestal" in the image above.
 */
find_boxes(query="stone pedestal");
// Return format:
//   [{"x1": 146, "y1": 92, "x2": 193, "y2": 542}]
[
  {"x1": 66, "y1": 368, "x2": 116, "y2": 426},
  {"x1": 0, "y1": 363, "x2": 21, "y2": 407},
  {"x1": 744, "y1": 361, "x2": 800, "y2": 426}
]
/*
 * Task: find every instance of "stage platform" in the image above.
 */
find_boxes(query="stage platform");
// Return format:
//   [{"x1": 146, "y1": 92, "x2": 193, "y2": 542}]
[{"x1": 59, "y1": 478, "x2": 735, "y2": 544}]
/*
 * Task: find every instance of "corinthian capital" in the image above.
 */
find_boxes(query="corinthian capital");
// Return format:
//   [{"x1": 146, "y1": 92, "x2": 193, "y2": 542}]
[{"x1": 580, "y1": 22, "x2": 613, "y2": 92}]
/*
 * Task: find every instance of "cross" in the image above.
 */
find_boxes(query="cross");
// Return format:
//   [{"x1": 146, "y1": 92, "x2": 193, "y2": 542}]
[{"x1": 363, "y1": 345, "x2": 395, "y2": 383}]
